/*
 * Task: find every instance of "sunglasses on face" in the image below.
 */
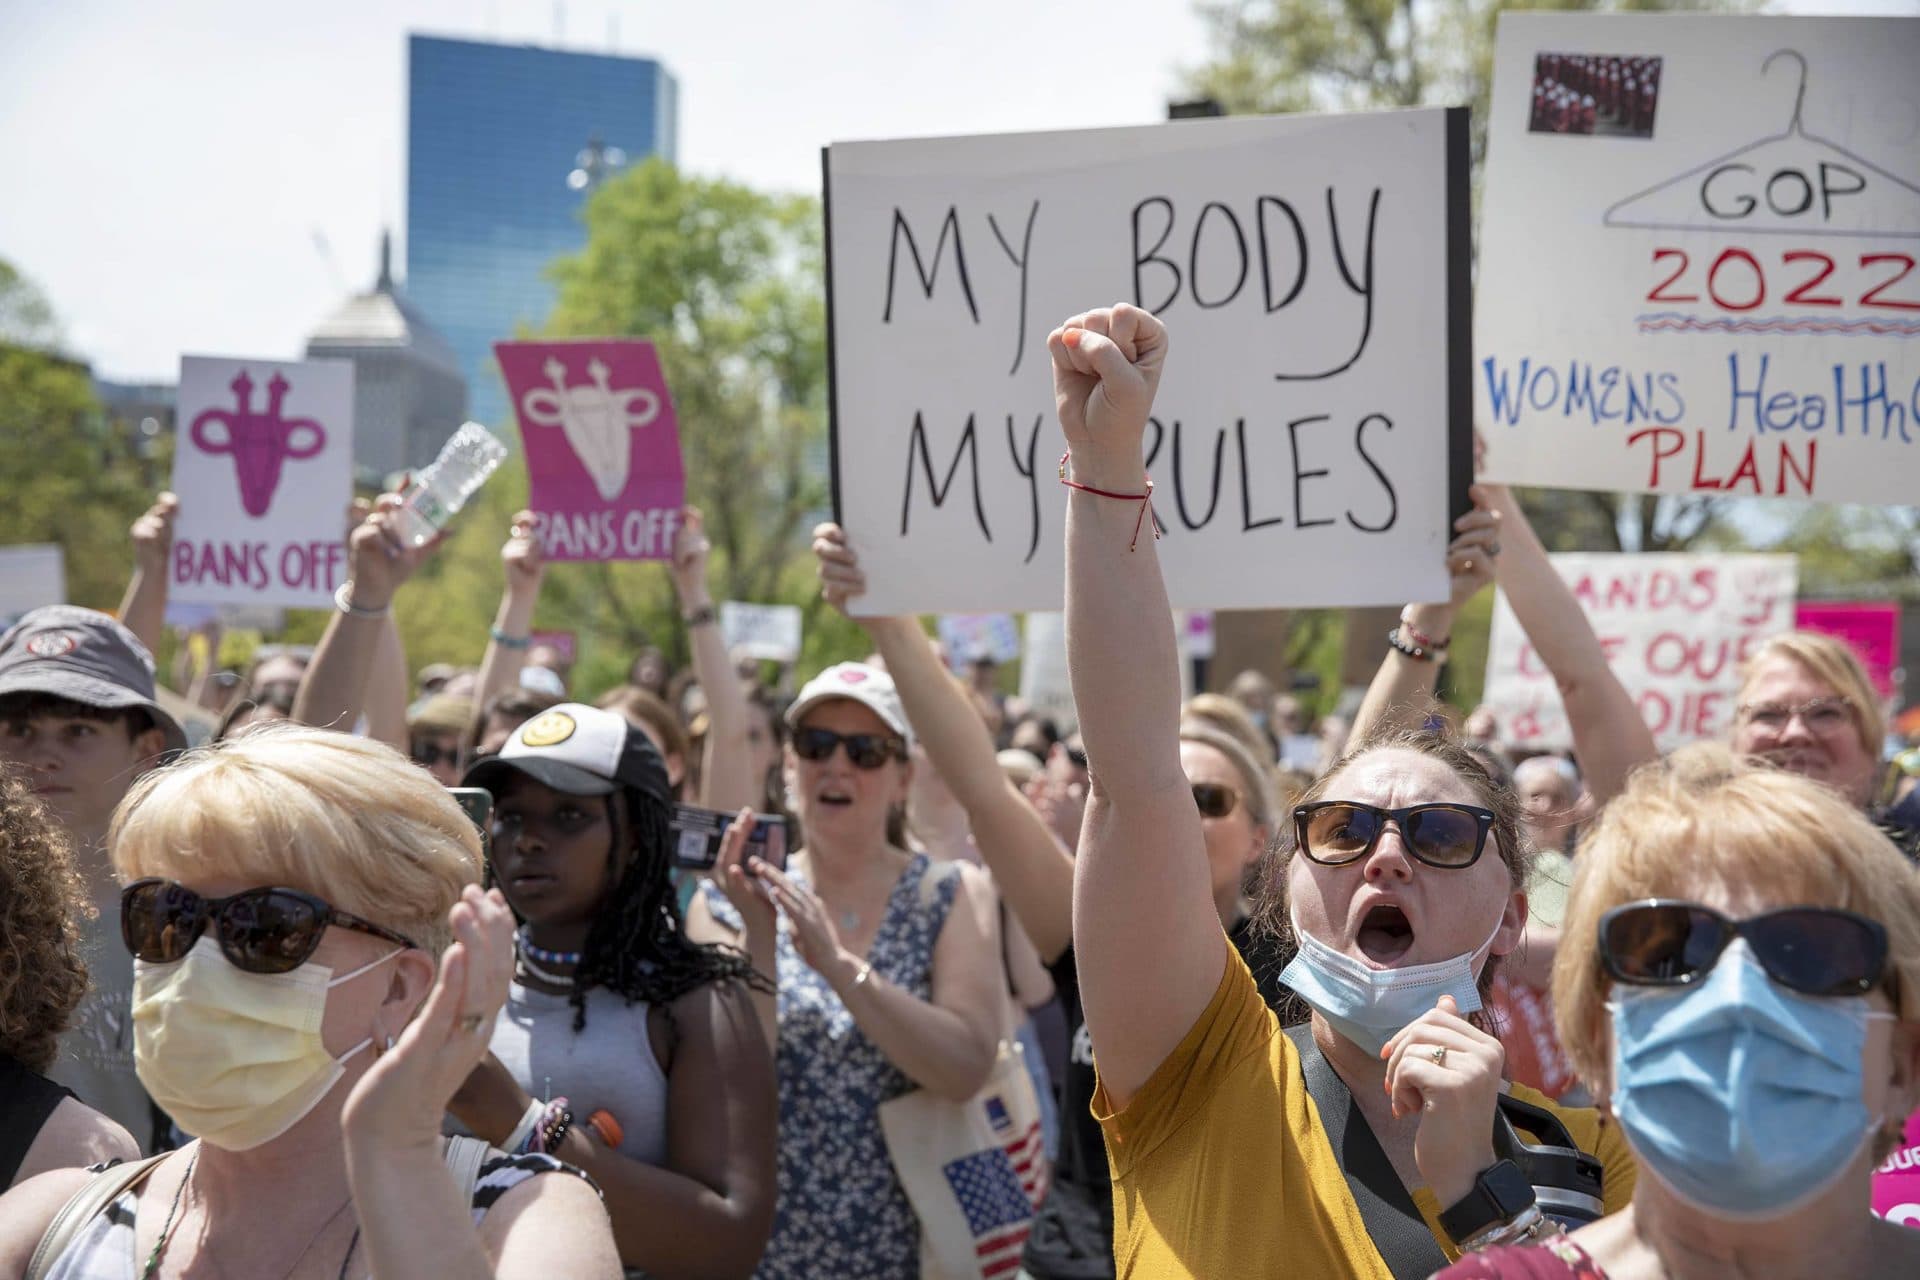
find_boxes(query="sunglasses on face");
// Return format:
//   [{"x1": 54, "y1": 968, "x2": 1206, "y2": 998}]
[
  {"x1": 121, "y1": 878, "x2": 417, "y2": 975},
  {"x1": 1736, "y1": 696, "x2": 1854, "y2": 736},
  {"x1": 1192, "y1": 782, "x2": 1240, "y2": 820},
  {"x1": 1599, "y1": 899, "x2": 1887, "y2": 997},
  {"x1": 1294, "y1": 801, "x2": 1495, "y2": 869},
  {"x1": 411, "y1": 741, "x2": 462, "y2": 769},
  {"x1": 793, "y1": 726, "x2": 906, "y2": 770}
]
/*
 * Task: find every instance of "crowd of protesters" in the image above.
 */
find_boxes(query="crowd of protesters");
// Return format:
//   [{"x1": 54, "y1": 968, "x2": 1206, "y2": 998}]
[{"x1": 0, "y1": 303, "x2": 1917, "y2": 1280}]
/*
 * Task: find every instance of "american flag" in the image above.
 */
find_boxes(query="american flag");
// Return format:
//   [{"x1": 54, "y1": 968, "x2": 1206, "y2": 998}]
[{"x1": 941, "y1": 1094, "x2": 1049, "y2": 1278}]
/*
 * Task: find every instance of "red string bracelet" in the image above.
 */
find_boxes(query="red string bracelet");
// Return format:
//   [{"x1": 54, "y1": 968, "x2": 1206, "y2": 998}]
[{"x1": 1058, "y1": 451, "x2": 1163, "y2": 552}]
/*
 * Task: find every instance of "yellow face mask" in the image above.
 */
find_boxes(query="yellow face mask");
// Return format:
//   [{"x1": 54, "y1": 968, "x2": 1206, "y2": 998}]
[{"x1": 132, "y1": 936, "x2": 398, "y2": 1150}]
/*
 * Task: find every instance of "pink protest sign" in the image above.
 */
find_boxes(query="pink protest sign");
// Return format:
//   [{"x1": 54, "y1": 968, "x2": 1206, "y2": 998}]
[
  {"x1": 1874, "y1": 1107, "x2": 1920, "y2": 1230},
  {"x1": 169, "y1": 356, "x2": 355, "y2": 609},
  {"x1": 495, "y1": 339, "x2": 686, "y2": 561},
  {"x1": 1795, "y1": 602, "x2": 1901, "y2": 699}
]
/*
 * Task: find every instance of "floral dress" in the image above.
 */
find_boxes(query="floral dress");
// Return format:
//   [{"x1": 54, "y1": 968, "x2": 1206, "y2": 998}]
[{"x1": 704, "y1": 851, "x2": 958, "y2": 1280}]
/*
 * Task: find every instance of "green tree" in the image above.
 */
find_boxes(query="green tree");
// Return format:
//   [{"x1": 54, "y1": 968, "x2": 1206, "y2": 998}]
[
  {"x1": 0, "y1": 259, "x2": 155, "y2": 613},
  {"x1": 385, "y1": 159, "x2": 859, "y2": 697}
]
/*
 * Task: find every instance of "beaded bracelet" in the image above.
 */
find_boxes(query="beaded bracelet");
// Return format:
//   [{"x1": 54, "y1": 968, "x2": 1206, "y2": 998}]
[
  {"x1": 530, "y1": 1097, "x2": 573, "y2": 1153},
  {"x1": 1398, "y1": 613, "x2": 1451, "y2": 652},
  {"x1": 1387, "y1": 626, "x2": 1442, "y2": 663}
]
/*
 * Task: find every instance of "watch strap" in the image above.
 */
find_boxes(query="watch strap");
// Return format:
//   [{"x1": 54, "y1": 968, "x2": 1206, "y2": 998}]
[{"x1": 1439, "y1": 1158, "x2": 1536, "y2": 1244}]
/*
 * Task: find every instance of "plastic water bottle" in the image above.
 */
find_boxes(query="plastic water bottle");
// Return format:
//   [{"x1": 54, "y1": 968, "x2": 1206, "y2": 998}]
[{"x1": 393, "y1": 422, "x2": 509, "y2": 547}]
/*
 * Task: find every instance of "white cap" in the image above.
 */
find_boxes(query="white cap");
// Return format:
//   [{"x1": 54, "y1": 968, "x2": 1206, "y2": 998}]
[{"x1": 786, "y1": 662, "x2": 914, "y2": 748}]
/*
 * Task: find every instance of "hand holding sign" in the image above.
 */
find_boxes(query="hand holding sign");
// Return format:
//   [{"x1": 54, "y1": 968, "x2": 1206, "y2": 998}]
[
  {"x1": 502, "y1": 509, "x2": 546, "y2": 598},
  {"x1": 130, "y1": 493, "x2": 179, "y2": 575},
  {"x1": 1047, "y1": 305, "x2": 1168, "y2": 486},
  {"x1": 1444, "y1": 487, "x2": 1503, "y2": 606},
  {"x1": 813, "y1": 523, "x2": 869, "y2": 617}
]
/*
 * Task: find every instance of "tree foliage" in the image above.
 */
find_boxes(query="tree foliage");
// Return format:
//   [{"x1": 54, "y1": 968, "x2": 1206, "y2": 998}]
[{"x1": 0, "y1": 260, "x2": 158, "y2": 613}]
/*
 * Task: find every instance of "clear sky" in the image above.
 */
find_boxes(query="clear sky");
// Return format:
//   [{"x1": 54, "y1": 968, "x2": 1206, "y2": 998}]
[{"x1": 0, "y1": 0, "x2": 1913, "y2": 382}]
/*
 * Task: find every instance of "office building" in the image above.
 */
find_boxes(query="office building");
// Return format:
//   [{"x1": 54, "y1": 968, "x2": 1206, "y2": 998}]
[{"x1": 406, "y1": 33, "x2": 678, "y2": 426}]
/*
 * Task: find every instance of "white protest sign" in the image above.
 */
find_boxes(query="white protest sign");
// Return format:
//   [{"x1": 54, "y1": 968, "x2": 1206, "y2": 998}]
[
  {"x1": 1477, "y1": 14, "x2": 1920, "y2": 506},
  {"x1": 937, "y1": 613, "x2": 1021, "y2": 665},
  {"x1": 721, "y1": 602, "x2": 802, "y2": 664},
  {"x1": 170, "y1": 356, "x2": 354, "y2": 608},
  {"x1": 1482, "y1": 552, "x2": 1797, "y2": 752},
  {"x1": 1018, "y1": 611, "x2": 1075, "y2": 733},
  {"x1": 826, "y1": 109, "x2": 1471, "y2": 614},
  {"x1": 0, "y1": 545, "x2": 65, "y2": 621}
]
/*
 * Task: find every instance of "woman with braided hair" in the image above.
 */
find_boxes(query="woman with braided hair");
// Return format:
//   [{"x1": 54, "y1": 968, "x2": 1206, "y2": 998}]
[{"x1": 449, "y1": 703, "x2": 777, "y2": 1279}]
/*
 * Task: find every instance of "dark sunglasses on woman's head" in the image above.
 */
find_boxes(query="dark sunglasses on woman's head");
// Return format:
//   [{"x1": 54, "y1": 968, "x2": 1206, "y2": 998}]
[
  {"x1": 793, "y1": 726, "x2": 906, "y2": 770},
  {"x1": 1598, "y1": 899, "x2": 1887, "y2": 997},
  {"x1": 1294, "y1": 801, "x2": 1495, "y2": 869},
  {"x1": 1191, "y1": 782, "x2": 1239, "y2": 820},
  {"x1": 121, "y1": 878, "x2": 417, "y2": 975}
]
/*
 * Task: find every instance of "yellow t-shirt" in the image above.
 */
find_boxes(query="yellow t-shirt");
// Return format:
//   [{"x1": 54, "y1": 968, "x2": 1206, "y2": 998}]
[{"x1": 1093, "y1": 948, "x2": 1635, "y2": 1279}]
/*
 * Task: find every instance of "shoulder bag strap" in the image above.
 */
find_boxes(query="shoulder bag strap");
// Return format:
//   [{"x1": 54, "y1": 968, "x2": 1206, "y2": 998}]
[
  {"x1": 27, "y1": 1154, "x2": 169, "y2": 1280},
  {"x1": 1282, "y1": 1024, "x2": 1451, "y2": 1280}
]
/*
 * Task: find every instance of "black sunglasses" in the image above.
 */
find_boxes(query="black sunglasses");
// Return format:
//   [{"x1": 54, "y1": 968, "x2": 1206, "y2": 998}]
[
  {"x1": 793, "y1": 726, "x2": 906, "y2": 771},
  {"x1": 1192, "y1": 782, "x2": 1239, "y2": 820},
  {"x1": 1295, "y1": 801, "x2": 1495, "y2": 869},
  {"x1": 411, "y1": 741, "x2": 462, "y2": 769},
  {"x1": 1599, "y1": 899, "x2": 1887, "y2": 997},
  {"x1": 121, "y1": 878, "x2": 417, "y2": 975}
]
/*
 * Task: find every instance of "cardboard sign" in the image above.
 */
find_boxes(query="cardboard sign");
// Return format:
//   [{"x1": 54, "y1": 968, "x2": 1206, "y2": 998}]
[
  {"x1": 721, "y1": 602, "x2": 802, "y2": 664},
  {"x1": 825, "y1": 109, "x2": 1471, "y2": 613},
  {"x1": 1795, "y1": 601, "x2": 1901, "y2": 699},
  {"x1": 0, "y1": 545, "x2": 65, "y2": 622},
  {"x1": 495, "y1": 339, "x2": 687, "y2": 561},
  {"x1": 1180, "y1": 610, "x2": 1217, "y2": 662},
  {"x1": 1482, "y1": 552, "x2": 1798, "y2": 751},
  {"x1": 1478, "y1": 14, "x2": 1920, "y2": 506},
  {"x1": 170, "y1": 356, "x2": 354, "y2": 608},
  {"x1": 1018, "y1": 611, "x2": 1075, "y2": 731},
  {"x1": 937, "y1": 613, "x2": 1021, "y2": 665}
]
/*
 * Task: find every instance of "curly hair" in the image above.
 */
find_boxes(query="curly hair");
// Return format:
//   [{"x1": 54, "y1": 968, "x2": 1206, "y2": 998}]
[
  {"x1": 0, "y1": 769, "x2": 92, "y2": 1073},
  {"x1": 570, "y1": 783, "x2": 770, "y2": 1034}
]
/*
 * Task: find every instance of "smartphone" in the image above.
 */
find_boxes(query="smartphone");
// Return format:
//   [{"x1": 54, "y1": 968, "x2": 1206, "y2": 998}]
[
  {"x1": 448, "y1": 787, "x2": 494, "y2": 864},
  {"x1": 669, "y1": 804, "x2": 788, "y2": 874}
]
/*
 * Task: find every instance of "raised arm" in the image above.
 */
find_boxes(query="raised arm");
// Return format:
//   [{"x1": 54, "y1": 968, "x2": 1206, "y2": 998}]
[
  {"x1": 814, "y1": 524, "x2": 1075, "y2": 963},
  {"x1": 1348, "y1": 486, "x2": 1502, "y2": 744},
  {"x1": 1483, "y1": 483, "x2": 1656, "y2": 805},
  {"x1": 669, "y1": 508, "x2": 756, "y2": 813},
  {"x1": 294, "y1": 495, "x2": 439, "y2": 735},
  {"x1": 116, "y1": 492, "x2": 177, "y2": 658},
  {"x1": 1055, "y1": 305, "x2": 1221, "y2": 1106},
  {"x1": 472, "y1": 512, "x2": 547, "y2": 715}
]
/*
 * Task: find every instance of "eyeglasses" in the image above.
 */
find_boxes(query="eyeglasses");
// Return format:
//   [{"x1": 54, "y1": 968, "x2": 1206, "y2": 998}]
[
  {"x1": 1295, "y1": 801, "x2": 1495, "y2": 869},
  {"x1": 121, "y1": 878, "x2": 417, "y2": 975},
  {"x1": 793, "y1": 726, "x2": 905, "y2": 770},
  {"x1": 1192, "y1": 782, "x2": 1239, "y2": 820},
  {"x1": 411, "y1": 741, "x2": 462, "y2": 769},
  {"x1": 1736, "y1": 696, "x2": 1854, "y2": 736},
  {"x1": 1599, "y1": 900, "x2": 1886, "y2": 997}
]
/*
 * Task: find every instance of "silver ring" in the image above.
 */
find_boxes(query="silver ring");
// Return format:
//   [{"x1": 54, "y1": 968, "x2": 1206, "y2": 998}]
[
  {"x1": 1488, "y1": 541, "x2": 1502, "y2": 557},
  {"x1": 1430, "y1": 1045, "x2": 1448, "y2": 1067},
  {"x1": 459, "y1": 1014, "x2": 486, "y2": 1034}
]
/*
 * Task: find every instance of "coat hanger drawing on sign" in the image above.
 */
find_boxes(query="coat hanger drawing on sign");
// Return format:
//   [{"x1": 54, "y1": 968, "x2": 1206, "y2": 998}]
[{"x1": 1601, "y1": 49, "x2": 1920, "y2": 239}]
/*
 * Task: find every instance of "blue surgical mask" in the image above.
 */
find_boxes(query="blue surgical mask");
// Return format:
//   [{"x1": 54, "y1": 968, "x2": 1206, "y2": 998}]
[
  {"x1": 1279, "y1": 907, "x2": 1503, "y2": 1056},
  {"x1": 1609, "y1": 940, "x2": 1887, "y2": 1220}
]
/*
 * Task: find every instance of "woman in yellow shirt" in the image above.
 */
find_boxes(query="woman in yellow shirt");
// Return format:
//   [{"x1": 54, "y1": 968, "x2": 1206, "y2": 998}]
[{"x1": 1047, "y1": 303, "x2": 1632, "y2": 1279}]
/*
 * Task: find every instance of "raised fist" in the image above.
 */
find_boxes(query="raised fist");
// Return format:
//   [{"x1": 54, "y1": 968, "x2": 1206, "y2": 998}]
[{"x1": 1046, "y1": 305, "x2": 1168, "y2": 477}]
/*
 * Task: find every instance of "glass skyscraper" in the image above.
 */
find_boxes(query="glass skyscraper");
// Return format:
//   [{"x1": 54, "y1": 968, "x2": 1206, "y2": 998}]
[{"x1": 406, "y1": 34, "x2": 677, "y2": 426}]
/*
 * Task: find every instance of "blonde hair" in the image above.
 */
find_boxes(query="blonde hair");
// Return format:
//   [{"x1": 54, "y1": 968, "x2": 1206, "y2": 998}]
[
  {"x1": 1552, "y1": 743, "x2": 1920, "y2": 1093},
  {"x1": 1178, "y1": 723, "x2": 1278, "y2": 832},
  {"x1": 1183, "y1": 693, "x2": 1277, "y2": 766},
  {"x1": 1738, "y1": 631, "x2": 1884, "y2": 760},
  {"x1": 110, "y1": 725, "x2": 481, "y2": 954}
]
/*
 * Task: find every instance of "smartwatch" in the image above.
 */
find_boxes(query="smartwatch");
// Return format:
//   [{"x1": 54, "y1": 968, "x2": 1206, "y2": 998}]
[{"x1": 1439, "y1": 1159, "x2": 1537, "y2": 1245}]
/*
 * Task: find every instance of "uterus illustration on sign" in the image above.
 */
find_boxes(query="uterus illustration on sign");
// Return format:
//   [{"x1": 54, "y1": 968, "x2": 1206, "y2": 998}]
[
  {"x1": 519, "y1": 356, "x2": 661, "y2": 501},
  {"x1": 190, "y1": 371, "x2": 327, "y2": 518}
]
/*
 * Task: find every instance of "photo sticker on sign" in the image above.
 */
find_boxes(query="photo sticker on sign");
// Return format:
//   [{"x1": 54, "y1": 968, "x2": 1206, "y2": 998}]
[{"x1": 495, "y1": 339, "x2": 687, "y2": 562}]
